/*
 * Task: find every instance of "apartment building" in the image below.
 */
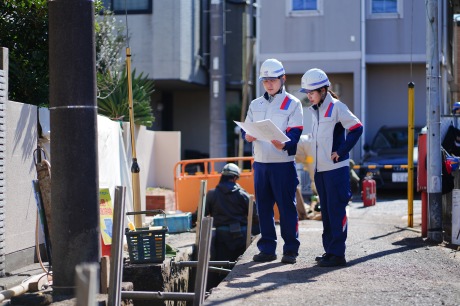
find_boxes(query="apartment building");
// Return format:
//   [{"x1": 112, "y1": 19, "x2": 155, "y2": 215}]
[{"x1": 106, "y1": 0, "x2": 460, "y2": 162}]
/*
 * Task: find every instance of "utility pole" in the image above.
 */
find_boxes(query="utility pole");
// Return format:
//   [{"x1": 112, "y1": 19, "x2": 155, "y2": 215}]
[
  {"x1": 426, "y1": 0, "x2": 443, "y2": 242},
  {"x1": 49, "y1": 0, "x2": 100, "y2": 294},
  {"x1": 209, "y1": 0, "x2": 227, "y2": 159},
  {"x1": 238, "y1": 0, "x2": 255, "y2": 160}
]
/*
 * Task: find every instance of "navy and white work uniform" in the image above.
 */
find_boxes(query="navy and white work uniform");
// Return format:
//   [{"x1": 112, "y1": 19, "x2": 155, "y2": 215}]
[
  {"x1": 242, "y1": 87, "x2": 303, "y2": 256},
  {"x1": 308, "y1": 92, "x2": 363, "y2": 258}
]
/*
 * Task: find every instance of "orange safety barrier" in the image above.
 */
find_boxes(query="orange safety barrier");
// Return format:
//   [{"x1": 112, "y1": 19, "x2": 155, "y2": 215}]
[
  {"x1": 174, "y1": 157, "x2": 254, "y2": 213},
  {"x1": 173, "y1": 157, "x2": 281, "y2": 220}
]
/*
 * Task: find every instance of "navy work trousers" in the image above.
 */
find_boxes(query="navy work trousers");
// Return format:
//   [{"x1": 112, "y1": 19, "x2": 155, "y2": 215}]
[
  {"x1": 315, "y1": 166, "x2": 351, "y2": 257},
  {"x1": 253, "y1": 161, "x2": 300, "y2": 255}
]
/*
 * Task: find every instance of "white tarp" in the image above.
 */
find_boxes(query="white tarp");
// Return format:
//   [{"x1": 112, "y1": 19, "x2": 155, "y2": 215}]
[{"x1": 38, "y1": 109, "x2": 134, "y2": 223}]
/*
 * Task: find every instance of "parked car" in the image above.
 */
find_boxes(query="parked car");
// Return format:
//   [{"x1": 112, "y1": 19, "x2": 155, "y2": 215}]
[{"x1": 358, "y1": 126, "x2": 422, "y2": 190}]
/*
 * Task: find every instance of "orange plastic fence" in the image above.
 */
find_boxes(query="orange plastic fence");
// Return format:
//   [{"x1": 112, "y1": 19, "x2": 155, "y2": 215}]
[{"x1": 173, "y1": 157, "x2": 255, "y2": 213}]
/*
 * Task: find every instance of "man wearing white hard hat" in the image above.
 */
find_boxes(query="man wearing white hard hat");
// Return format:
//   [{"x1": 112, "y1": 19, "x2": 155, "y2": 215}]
[
  {"x1": 204, "y1": 163, "x2": 259, "y2": 262},
  {"x1": 242, "y1": 59, "x2": 303, "y2": 264}
]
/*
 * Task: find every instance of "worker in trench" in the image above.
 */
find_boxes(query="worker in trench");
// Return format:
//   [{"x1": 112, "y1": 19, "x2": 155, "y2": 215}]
[{"x1": 204, "y1": 163, "x2": 260, "y2": 262}]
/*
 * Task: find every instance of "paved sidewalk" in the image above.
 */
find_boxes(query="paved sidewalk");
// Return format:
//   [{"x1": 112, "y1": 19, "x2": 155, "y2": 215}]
[{"x1": 204, "y1": 199, "x2": 460, "y2": 306}]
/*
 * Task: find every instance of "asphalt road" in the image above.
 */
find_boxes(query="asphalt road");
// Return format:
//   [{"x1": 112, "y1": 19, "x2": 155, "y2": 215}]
[{"x1": 204, "y1": 195, "x2": 460, "y2": 306}]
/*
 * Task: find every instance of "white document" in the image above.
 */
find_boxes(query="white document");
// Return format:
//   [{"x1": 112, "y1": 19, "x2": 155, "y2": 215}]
[{"x1": 234, "y1": 119, "x2": 290, "y2": 143}]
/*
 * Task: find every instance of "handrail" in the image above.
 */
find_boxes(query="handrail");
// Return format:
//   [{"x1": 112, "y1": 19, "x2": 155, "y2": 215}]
[{"x1": 174, "y1": 157, "x2": 254, "y2": 177}]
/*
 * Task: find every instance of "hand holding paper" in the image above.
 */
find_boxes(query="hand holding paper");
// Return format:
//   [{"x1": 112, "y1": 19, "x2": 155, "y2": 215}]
[{"x1": 234, "y1": 119, "x2": 290, "y2": 143}]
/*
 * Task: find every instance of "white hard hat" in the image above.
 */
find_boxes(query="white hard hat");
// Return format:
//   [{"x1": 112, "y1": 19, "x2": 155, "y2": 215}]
[
  {"x1": 299, "y1": 68, "x2": 331, "y2": 93},
  {"x1": 221, "y1": 163, "x2": 241, "y2": 177},
  {"x1": 259, "y1": 59, "x2": 285, "y2": 81}
]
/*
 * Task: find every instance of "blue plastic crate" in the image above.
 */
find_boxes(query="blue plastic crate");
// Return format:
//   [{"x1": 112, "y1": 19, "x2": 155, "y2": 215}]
[{"x1": 152, "y1": 212, "x2": 192, "y2": 233}]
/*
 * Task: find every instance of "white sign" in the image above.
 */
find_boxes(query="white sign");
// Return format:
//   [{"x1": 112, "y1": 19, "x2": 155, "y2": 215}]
[{"x1": 392, "y1": 172, "x2": 408, "y2": 182}]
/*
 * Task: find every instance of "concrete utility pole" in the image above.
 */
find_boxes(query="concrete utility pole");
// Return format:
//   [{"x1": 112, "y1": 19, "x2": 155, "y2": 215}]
[
  {"x1": 426, "y1": 0, "x2": 443, "y2": 242},
  {"x1": 209, "y1": 0, "x2": 227, "y2": 159},
  {"x1": 49, "y1": 0, "x2": 100, "y2": 294},
  {"x1": 238, "y1": 0, "x2": 255, "y2": 160}
]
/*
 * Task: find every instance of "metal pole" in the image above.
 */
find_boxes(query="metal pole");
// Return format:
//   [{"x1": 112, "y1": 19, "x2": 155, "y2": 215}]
[
  {"x1": 126, "y1": 47, "x2": 142, "y2": 229},
  {"x1": 122, "y1": 291, "x2": 196, "y2": 301},
  {"x1": 407, "y1": 82, "x2": 415, "y2": 227},
  {"x1": 209, "y1": 0, "x2": 227, "y2": 158},
  {"x1": 174, "y1": 261, "x2": 235, "y2": 267},
  {"x1": 246, "y1": 195, "x2": 254, "y2": 248},
  {"x1": 426, "y1": 0, "x2": 443, "y2": 242},
  {"x1": 75, "y1": 263, "x2": 98, "y2": 306},
  {"x1": 108, "y1": 186, "x2": 126, "y2": 306},
  {"x1": 49, "y1": 0, "x2": 99, "y2": 294},
  {"x1": 193, "y1": 217, "x2": 213, "y2": 306},
  {"x1": 195, "y1": 180, "x2": 208, "y2": 250}
]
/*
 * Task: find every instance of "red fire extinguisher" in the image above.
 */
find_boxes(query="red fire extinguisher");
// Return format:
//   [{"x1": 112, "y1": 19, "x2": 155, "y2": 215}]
[{"x1": 362, "y1": 173, "x2": 376, "y2": 207}]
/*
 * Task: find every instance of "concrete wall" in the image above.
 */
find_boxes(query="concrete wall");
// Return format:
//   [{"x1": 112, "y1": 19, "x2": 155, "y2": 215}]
[
  {"x1": 121, "y1": 123, "x2": 181, "y2": 211},
  {"x1": 2, "y1": 101, "x2": 180, "y2": 273},
  {"x1": 5, "y1": 101, "x2": 38, "y2": 272}
]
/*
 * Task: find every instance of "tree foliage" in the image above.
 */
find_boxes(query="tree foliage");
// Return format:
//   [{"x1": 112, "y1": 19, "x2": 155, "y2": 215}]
[
  {"x1": 0, "y1": 0, "x2": 155, "y2": 126},
  {"x1": 98, "y1": 69, "x2": 155, "y2": 126},
  {"x1": 0, "y1": 0, "x2": 49, "y2": 106}
]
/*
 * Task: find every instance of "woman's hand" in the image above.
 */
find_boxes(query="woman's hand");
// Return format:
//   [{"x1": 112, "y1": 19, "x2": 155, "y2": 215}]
[{"x1": 331, "y1": 151, "x2": 340, "y2": 162}]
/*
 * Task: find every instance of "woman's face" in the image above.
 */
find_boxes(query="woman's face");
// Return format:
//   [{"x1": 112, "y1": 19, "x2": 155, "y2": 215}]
[
  {"x1": 306, "y1": 89, "x2": 322, "y2": 105},
  {"x1": 262, "y1": 76, "x2": 284, "y2": 96}
]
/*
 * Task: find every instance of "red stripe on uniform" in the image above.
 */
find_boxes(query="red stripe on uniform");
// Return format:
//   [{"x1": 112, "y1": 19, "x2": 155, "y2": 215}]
[
  {"x1": 286, "y1": 126, "x2": 304, "y2": 133},
  {"x1": 280, "y1": 96, "x2": 291, "y2": 110},
  {"x1": 349, "y1": 123, "x2": 363, "y2": 130},
  {"x1": 342, "y1": 215, "x2": 348, "y2": 232}
]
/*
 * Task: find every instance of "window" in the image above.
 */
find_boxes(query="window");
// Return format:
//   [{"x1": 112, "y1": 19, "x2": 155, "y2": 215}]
[
  {"x1": 288, "y1": 0, "x2": 323, "y2": 17},
  {"x1": 368, "y1": 0, "x2": 402, "y2": 19},
  {"x1": 372, "y1": 0, "x2": 397, "y2": 13},
  {"x1": 102, "y1": 0, "x2": 152, "y2": 14}
]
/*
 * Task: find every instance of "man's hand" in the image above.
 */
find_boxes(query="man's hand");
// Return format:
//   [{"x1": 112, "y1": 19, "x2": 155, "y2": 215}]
[
  {"x1": 271, "y1": 140, "x2": 285, "y2": 150},
  {"x1": 245, "y1": 134, "x2": 257, "y2": 142}
]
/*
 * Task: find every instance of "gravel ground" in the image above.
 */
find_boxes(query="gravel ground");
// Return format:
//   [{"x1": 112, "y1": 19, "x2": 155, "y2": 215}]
[{"x1": 204, "y1": 198, "x2": 460, "y2": 306}]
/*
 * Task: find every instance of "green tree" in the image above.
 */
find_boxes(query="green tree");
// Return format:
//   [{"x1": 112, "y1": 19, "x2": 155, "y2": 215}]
[
  {"x1": 98, "y1": 69, "x2": 155, "y2": 126},
  {"x1": 0, "y1": 0, "x2": 49, "y2": 106},
  {"x1": 0, "y1": 0, "x2": 155, "y2": 126},
  {"x1": 95, "y1": 9, "x2": 155, "y2": 126}
]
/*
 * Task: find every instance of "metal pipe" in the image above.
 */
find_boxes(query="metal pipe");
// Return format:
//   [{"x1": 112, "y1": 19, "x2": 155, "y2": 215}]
[
  {"x1": 246, "y1": 195, "x2": 254, "y2": 248},
  {"x1": 108, "y1": 186, "x2": 126, "y2": 306},
  {"x1": 175, "y1": 261, "x2": 235, "y2": 267},
  {"x1": 75, "y1": 263, "x2": 98, "y2": 306},
  {"x1": 208, "y1": 266, "x2": 231, "y2": 274},
  {"x1": 360, "y1": 0, "x2": 366, "y2": 159},
  {"x1": 121, "y1": 291, "x2": 196, "y2": 301},
  {"x1": 125, "y1": 47, "x2": 142, "y2": 229},
  {"x1": 407, "y1": 83, "x2": 415, "y2": 228},
  {"x1": 194, "y1": 217, "x2": 213, "y2": 306},
  {"x1": 195, "y1": 180, "x2": 208, "y2": 250}
]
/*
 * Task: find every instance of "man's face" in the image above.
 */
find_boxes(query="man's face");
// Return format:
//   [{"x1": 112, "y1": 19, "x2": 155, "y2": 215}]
[{"x1": 262, "y1": 76, "x2": 283, "y2": 96}]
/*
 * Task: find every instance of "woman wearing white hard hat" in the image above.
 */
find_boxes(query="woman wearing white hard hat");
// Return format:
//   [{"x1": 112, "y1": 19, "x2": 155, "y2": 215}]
[
  {"x1": 300, "y1": 68, "x2": 363, "y2": 267},
  {"x1": 242, "y1": 58, "x2": 303, "y2": 264}
]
